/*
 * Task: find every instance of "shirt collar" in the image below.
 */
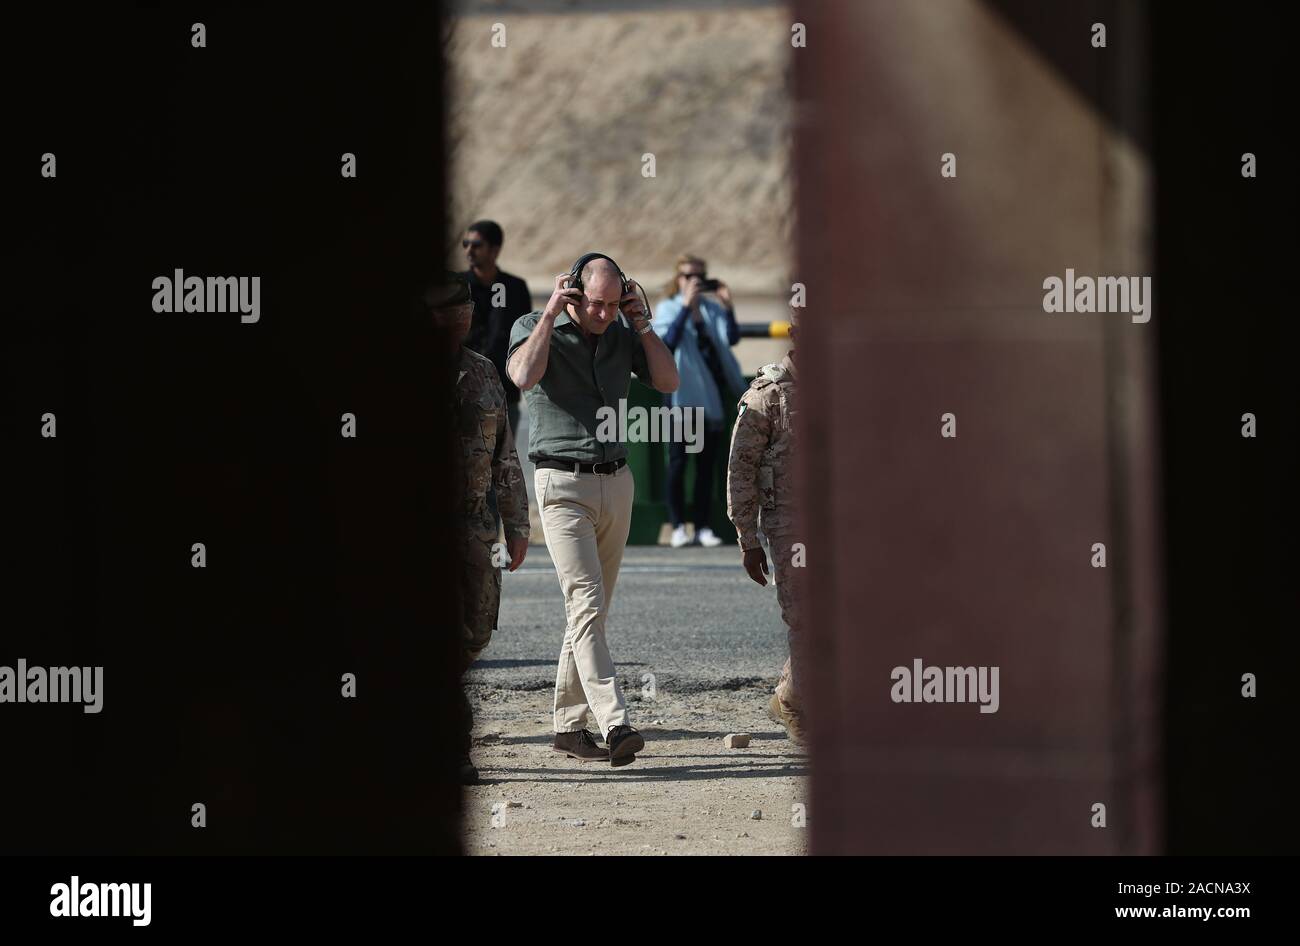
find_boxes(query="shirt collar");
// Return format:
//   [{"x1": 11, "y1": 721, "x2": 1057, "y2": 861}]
[
  {"x1": 553, "y1": 311, "x2": 627, "y2": 337},
  {"x1": 467, "y1": 267, "x2": 502, "y2": 288}
]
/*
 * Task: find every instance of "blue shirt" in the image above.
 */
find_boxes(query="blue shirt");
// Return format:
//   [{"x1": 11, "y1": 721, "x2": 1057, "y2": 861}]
[{"x1": 651, "y1": 295, "x2": 746, "y2": 424}]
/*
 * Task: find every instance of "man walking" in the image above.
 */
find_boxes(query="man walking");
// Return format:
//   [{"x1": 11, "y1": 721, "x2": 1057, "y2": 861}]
[
  {"x1": 507, "y1": 254, "x2": 678, "y2": 766},
  {"x1": 428, "y1": 272, "x2": 530, "y2": 783},
  {"x1": 726, "y1": 310, "x2": 803, "y2": 744}
]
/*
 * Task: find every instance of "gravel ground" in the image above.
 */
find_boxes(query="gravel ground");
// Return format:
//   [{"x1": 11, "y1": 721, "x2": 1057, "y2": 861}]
[
  {"x1": 463, "y1": 541, "x2": 809, "y2": 855},
  {"x1": 463, "y1": 688, "x2": 809, "y2": 855}
]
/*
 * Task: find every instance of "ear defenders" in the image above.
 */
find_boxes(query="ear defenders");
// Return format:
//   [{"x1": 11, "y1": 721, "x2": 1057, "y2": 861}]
[
  {"x1": 566, "y1": 252, "x2": 629, "y2": 296},
  {"x1": 564, "y1": 252, "x2": 652, "y2": 328},
  {"x1": 566, "y1": 250, "x2": 650, "y2": 328}
]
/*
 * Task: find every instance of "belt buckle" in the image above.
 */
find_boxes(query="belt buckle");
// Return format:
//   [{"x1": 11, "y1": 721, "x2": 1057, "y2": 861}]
[{"x1": 593, "y1": 460, "x2": 615, "y2": 476}]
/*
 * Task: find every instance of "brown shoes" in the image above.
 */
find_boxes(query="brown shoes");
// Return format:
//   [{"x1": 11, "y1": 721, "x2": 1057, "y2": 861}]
[
  {"x1": 553, "y1": 726, "x2": 644, "y2": 766},
  {"x1": 552, "y1": 729, "x2": 609, "y2": 762},
  {"x1": 606, "y1": 725, "x2": 644, "y2": 767}
]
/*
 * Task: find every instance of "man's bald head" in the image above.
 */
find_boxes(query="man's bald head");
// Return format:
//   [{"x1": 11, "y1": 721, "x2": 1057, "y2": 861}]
[
  {"x1": 570, "y1": 258, "x2": 626, "y2": 336},
  {"x1": 579, "y1": 258, "x2": 622, "y2": 298}
]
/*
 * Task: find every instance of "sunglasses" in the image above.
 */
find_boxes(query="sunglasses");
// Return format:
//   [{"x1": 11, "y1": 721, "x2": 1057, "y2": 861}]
[
  {"x1": 679, "y1": 270, "x2": 707, "y2": 280},
  {"x1": 462, "y1": 239, "x2": 486, "y2": 249}
]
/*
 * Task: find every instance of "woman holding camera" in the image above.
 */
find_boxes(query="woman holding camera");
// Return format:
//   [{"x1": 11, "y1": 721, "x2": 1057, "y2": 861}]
[{"x1": 652, "y1": 254, "x2": 747, "y2": 548}]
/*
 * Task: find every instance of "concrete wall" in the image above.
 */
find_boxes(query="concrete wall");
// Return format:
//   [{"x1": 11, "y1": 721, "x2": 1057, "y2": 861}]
[{"x1": 793, "y1": 0, "x2": 1162, "y2": 854}]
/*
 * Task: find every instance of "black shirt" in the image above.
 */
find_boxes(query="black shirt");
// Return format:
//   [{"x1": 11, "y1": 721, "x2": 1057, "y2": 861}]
[
  {"x1": 693, "y1": 321, "x2": 731, "y2": 407},
  {"x1": 462, "y1": 268, "x2": 532, "y2": 404}
]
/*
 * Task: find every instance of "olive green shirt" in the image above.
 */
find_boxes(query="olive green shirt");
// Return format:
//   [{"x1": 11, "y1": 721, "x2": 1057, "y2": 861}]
[{"x1": 508, "y1": 310, "x2": 652, "y2": 463}]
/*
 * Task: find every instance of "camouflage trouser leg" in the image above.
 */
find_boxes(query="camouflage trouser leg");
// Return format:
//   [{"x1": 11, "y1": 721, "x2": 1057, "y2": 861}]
[
  {"x1": 460, "y1": 535, "x2": 501, "y2": 676},
  {"x1": 459, "y1": 685, "x2": 473, "y2": 756},
  {"x1": 768, "y1": 530, "x2": 802, "y2": 720}
]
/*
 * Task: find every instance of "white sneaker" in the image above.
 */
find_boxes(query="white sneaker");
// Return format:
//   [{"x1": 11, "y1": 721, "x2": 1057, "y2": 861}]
[
  {"x1": 670, "y1": 525, "x2": 691, "y2": 548},
  {"x1": 696, "y1": 527, "x2": 723, "y2": 548}
]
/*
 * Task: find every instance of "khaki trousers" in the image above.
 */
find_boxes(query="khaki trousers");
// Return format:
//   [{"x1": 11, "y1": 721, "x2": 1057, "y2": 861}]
[{"x1": 536, "y1": 464, "x2": 635, "y2": 735}]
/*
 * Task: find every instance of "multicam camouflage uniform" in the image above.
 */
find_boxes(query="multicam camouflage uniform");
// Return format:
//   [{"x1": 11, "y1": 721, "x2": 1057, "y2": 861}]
[
  {"x1": 726, "y1": 353, "x2": 802, "y2": 726},
  {"x1": 457, "y1": 345, "x2": 529, "y2": 674}
]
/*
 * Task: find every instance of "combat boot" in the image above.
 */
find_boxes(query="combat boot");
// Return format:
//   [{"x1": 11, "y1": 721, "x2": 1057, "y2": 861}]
[
  {"x1": 458, "y1": 755, "x2": 480, "y2": 785},
  {"x1": 767, "y1": 693, "x2": 806, "y2": 746}
]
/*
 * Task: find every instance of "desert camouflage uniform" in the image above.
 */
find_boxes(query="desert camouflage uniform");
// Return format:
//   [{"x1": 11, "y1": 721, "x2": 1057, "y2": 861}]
[
  {"x1": 457, "y1": 345, "x2": 529, "y2": 674},
  {"x1": 726, "y1": 353, "x2": 802, "y2": 723}
]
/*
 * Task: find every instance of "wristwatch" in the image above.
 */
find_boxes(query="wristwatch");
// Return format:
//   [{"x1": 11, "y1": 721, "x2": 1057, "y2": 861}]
[{"x1": 633, "y1": 319, "x2": 653, "y2": 336}]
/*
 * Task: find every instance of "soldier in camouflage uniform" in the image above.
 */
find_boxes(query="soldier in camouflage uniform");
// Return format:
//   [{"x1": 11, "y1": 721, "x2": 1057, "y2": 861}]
[
  {"x1": 726, "y1": 312, "x2": 803, "y2": 744},
  {"x1": 429, "y1": 272, "x2": 530, "y2": 783}
]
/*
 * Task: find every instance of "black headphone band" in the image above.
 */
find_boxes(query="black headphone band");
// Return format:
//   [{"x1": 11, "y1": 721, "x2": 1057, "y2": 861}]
[{"x1": 569, "y1": 252, "x2": 627, "y2": 291}]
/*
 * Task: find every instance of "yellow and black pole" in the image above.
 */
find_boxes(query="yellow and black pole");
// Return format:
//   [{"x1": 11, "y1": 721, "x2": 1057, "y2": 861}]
[{"x1": 736, "y1": 320, "x2": 791, "y2": 339}]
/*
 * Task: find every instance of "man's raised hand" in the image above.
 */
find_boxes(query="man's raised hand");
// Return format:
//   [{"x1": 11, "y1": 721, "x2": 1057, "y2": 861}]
[
  {"x1": 543, "y1": 272, "x2": 582, "y2": 319},
  {"x1": 620, "y1": 279, "x2": 648, "y2": 324}
]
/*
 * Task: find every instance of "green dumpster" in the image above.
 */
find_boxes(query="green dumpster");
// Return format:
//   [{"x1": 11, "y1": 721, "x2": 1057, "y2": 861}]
[{"x1": 624, "y1": 381, "x2": 748, "y2": 546}]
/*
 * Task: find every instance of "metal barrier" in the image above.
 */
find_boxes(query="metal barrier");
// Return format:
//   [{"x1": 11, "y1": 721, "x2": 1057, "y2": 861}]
[{"x1": 737, "y1": 320, "x2": 791, "y2": 339}]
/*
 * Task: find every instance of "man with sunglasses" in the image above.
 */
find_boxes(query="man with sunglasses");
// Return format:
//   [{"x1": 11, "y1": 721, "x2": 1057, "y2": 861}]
[
  {"x1": 460, "y1": 220, "x2": 532, "y2": 435},
  {"x1": 427, "y1": 271, "x2": 529, "y2": 784}
]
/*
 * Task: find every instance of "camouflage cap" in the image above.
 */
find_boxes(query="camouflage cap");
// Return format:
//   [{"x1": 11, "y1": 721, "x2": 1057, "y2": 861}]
[{"x1": 424, "y1": 270, "x2": 473, "y2": 309}]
